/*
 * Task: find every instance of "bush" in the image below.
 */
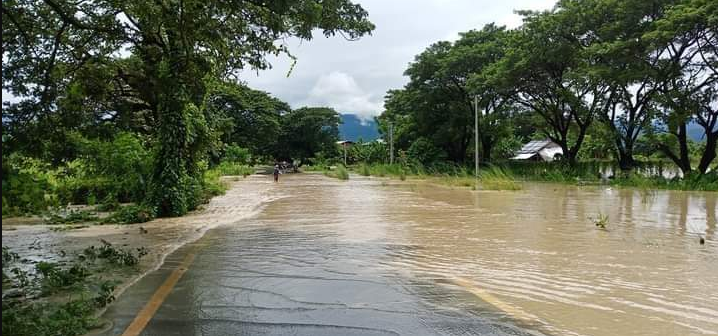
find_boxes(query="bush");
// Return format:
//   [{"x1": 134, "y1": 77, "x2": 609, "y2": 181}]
[
  {"x1": 104, "y1": 204, "x2": 156, "y2": 224},
  {"x1": 324, "y1": 165, "x2": 349, "y2": 180},
  {"x1": 406, "y1": 138, "x2": 447, "y2": 166},
  {"x1": 359, "y1": 164, "x2": 371, "y2": 176},
  {"x1": 45, "y1": 210, "x2": 99, "y2": 225},
  {"x1": 223, "y1": 144, "x2": 251, "y2": 164},
  {"x1": 2, "y1": 154, "x2": 58, "y2": 216},
  {"x1": 214, "y1": 162, "x2": 253, "y2": 176}
]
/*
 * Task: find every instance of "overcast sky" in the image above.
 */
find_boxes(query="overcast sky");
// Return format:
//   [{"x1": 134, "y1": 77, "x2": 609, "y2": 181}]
[{"x1": 239, "y1": 0, "x2": 557, "y2": 121}]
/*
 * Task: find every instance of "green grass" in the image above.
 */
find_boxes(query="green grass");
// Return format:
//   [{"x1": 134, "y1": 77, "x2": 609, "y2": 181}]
[
  {"x1": 213, "y1": 162, "x2": 254, "y2": 177},
  {"x1": 324, "y1": 165, "x2": 350, "y2": 180},
  {"x1": 344, "y1": 161, "x2": 715, "y2": 191},
  {"x1": 478, "y1": 166, "x2": 522, "y2": 190}
]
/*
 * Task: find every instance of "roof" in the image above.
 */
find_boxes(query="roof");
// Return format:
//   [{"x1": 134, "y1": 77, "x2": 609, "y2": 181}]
[
  {"x1": 336, "y1": 140, "x2": 354, "y2": 145},
  {"x1": 516, "y1": 140, "x2": 553, "y2": 155},
  {"x1": 512, "y1": 153, "x2": 536, "y2": 160}
]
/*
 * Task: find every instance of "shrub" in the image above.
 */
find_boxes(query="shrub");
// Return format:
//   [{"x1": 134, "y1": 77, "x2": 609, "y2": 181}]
[
  {"x1": 223, "y1": 144, "x2": 251, "y2": 164},
  {"x1": 359, "y1": 164, "x2": 371, "y2": 176},
  {"x1": 214, "y1": 162, "x2": 253, "y2": 176},
  {"x1": 2, "y1": 154, "x2": 58, "y2": 216},
  {"x1": 45, "y1": 210, "x2": 99, "y2": 225},
  {"x1": 104, "y1": 204, "x2": 156, "y2": 224},
  {"x1": 406, "y1": 138, "x2": 447, "y2": 166},
  {"x1": 324, "y1": 165, "x2": 349, "y2": 180}
]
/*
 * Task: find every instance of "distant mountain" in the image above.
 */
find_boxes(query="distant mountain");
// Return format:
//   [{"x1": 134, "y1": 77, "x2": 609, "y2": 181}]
[
  {"x1": 687, "y1": 121, "x2": 708, "y2": 142},
  {"x1": 338, "y1": 114, "x2": 380, "y2": 142}
]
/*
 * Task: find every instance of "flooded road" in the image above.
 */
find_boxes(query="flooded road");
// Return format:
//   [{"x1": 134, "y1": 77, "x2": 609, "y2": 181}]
[{"x1": 101, "y1": 173, "x2": 717, "y2": 336}]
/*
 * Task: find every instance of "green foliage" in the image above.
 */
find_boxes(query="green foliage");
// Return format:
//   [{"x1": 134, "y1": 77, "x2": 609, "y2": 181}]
[
  {"x1": 324, "y1": 165, "x2": 350, "y2": 180},
  {"x1": 35, "y1": 262, "x2": 90, "y2": 293},
  {"x1": 2, "y1": 242, "x2": 145, "y2": 336},
  {"x1": 3, "y1": 0, "x2": 375, "y2": 220},
  {"x1": 67, "y1": 132, "x2": 153, "y2": 203},
  {"x1": 223, "y1": 145, "x2": 252, "y2": 165},
  {"x1": 2, "y1": 154, "x2": 58, "y2": 216},
  {"x1": 104, "y1": 204, "x2": 156, "y2": 225},
  {"x1": 349, "y1": 141, "x2": 388, "y2": 164},
  {"x1": 214, "y1": 162, "x2": 254, "y2": 177},
  {"x1": 278, "y1": 107, "x2": 342, "y2": 164},
  {"x1": 406, "y1": 138, "x2": 447, "y2": 166},
  {"x1": 45, "y1": 210, "x2": 99, "y2": 225},
  {"x1": 2, "y1": 298, "x2": 99, "y2": 336},
  {"x1": 81, "y1": 241, "x2": 148, "y2": 267},
  {"x1": 359, "y1": 164, "x2": 371, "y2": 176},
  {"x1": 2, "y1": 132, "x2": 152, "y2": 217}
]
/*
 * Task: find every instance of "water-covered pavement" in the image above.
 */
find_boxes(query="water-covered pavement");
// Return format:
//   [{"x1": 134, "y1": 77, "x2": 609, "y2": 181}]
[{"x1": 98, "y1": 173, "x2": 717, "y2": 336}]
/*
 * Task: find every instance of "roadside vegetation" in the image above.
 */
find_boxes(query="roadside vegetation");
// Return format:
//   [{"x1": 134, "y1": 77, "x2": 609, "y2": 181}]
[
  {"x1": 2, "y1": 242, "x2": 147, "y2": 336},
  {"x1": 3, "y1": 2, "x2": 374, "y2": 332},
  {"x1": 311, "y1": 138, "x2": 716, "y2": 191},
  {"x1": 316, "y1": 0, "x2": 717, "y2": 192}
]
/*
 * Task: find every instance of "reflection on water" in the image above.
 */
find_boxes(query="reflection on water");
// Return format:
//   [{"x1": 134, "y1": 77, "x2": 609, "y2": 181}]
[{"x1": 252, "y1": 174, "x2": 717, "y2": 336}]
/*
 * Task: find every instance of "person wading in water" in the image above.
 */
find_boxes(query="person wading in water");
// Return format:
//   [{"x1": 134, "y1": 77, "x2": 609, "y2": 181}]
[{"x1": 273, "y1": 164, "x2": 280, "y2": 182}]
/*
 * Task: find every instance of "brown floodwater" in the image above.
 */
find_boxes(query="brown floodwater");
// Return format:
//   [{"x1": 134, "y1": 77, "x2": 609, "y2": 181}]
[
  {"x1": 251, "y1": 174, "x2": 717, "y2": 336},
  {"x1": 97, "y1": 173, "x2": 716, "y2": 336}
]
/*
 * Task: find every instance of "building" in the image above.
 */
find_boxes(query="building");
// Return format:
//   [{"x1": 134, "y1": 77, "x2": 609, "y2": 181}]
[{"x1": 511, "y1": 139, "x2": 563, "y2": 162}]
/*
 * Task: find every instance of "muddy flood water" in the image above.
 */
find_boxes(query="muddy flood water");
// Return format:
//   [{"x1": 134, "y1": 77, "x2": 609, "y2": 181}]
[{"x1": 102, "y1": 173, "x2": 717, "y2": 336}]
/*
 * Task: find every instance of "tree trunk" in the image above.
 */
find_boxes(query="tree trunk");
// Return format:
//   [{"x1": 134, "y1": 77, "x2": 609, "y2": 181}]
[
  {"x1": 617, "y1": 148, "x2": 635, "y2": 172},
  {"x1": 658, "y1": 122, "x2": 692, "y2": 175},
  {"x1": 677, "y1": 123, "x2": 692, "y2": 175},
  {"x1": 698, "y1": 131, "x2": 717, "y2": 174},
  {"x1": 481, "y1": 136, "x2": 493, "y2": 163}
]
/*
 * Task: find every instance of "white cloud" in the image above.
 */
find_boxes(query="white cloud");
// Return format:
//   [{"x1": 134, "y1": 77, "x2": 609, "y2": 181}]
[
  {"x1": 241, "y1": 0, "x2": 558, "y2": 119},
  {"x1": 302, "y1": 72, "x2": 382, "y2": 123}
]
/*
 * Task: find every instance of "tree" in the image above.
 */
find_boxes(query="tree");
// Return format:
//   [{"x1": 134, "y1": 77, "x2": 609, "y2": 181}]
[
  {"x1": 205, "y1": 81, "x2": 290, "y2": 159},
  {"x1": 570, "y1": 0, "x2": 680, "y2": 170},
  {"x1": 3, "y1": 0, "x2": 374, "y2": 215},
  {"x1": 378, "y1": 24, "x2": 514, "y2": 164},
  {"x1": 647, "y1": 0, "x2": 717, "y2": 174},
  {"x1": 488, "y1": 7, "x2": 612, "y2": 166},
  {"x1": 278, "y1": 107, "x2": 342, "y2": 165}
]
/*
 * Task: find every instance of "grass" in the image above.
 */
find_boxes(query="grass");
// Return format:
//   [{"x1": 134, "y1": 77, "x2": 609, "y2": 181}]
[
  {"x1": 213, "y1": 162, "x2": 254, "y2": 177},
  {"x1": 592, "y1": 213, "x2": 609, "y2": 229},
  {"x1": 478, "y1": 166, "x2": 522, "y2": 190},
  {"x1": 342, "y1": 160, "x2": 716, "y2": 191},
  {"x1": 324, "y1": 165, "x2": 350, "y2": 180}
]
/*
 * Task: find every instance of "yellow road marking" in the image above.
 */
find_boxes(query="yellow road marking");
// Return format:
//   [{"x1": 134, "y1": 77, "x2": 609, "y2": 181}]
[
  {"x1": 452, "y1": 277, "x2": 539, "y2": 322},
  {"x1": 121, "y1": 251, "x2": 197, "y2": 336}
]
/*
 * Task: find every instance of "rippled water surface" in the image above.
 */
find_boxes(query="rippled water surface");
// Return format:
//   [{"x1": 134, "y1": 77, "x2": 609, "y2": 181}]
[{"x1": 103, "y1": 173, "x2": 717, "y2": 336}]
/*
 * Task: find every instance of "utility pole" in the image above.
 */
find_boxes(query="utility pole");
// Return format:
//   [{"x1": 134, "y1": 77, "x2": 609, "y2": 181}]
[
  {"x1": 474, "y1": 95, "x2": 479, "y2": 178},
  {"x1": 389, "y1": 122, "x2": 394, "y2": 165}
]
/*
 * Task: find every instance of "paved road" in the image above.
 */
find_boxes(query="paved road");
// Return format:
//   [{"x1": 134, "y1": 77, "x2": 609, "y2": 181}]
[{"x1": 98, "y1": 174, "x2": 542, "y2": 336}]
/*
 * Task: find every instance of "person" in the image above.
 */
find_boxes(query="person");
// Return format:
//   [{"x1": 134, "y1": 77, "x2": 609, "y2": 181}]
[{"x1": 273, "y1": 164, "x2": 280, "y2": 182}]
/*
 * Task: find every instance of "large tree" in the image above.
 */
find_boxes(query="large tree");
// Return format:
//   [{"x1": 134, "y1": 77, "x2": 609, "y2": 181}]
[
  {"x1": 3, "y1": 0, "x2": 374, "y2": 215},
  {"x1": 277, "y1": 107, "x2": 342, "y2": 165},
  {"x1": 571, "y1": 0, "x2": 679, "y2": 171},
  {"x1": 647, "y1": 0, "x2": 717, "y2": 174},
  {"x1": 379, "y1": 24, "x2": 513, "y2": 164},
  {"x1": 205, "y1": 81, "x2": 290, "y2": 159},
  {"x1": 488, "y1": 7, "x2": 613, "y2": 166}
]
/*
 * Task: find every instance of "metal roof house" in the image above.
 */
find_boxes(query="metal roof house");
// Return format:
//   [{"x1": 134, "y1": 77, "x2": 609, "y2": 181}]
[{"x1": 511, "y1": 140, "x2": 563, "y2": 161}]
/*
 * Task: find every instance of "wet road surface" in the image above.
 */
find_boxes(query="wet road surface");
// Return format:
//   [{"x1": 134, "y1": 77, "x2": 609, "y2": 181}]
[{"x1": 99, "y1": 174, "x2": 717, "y2": 336}]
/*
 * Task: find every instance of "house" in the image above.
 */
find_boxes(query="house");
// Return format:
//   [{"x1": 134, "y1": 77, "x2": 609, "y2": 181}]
[{"x1": 511, "y1": 139, "x2": 563, "y2": 162}]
